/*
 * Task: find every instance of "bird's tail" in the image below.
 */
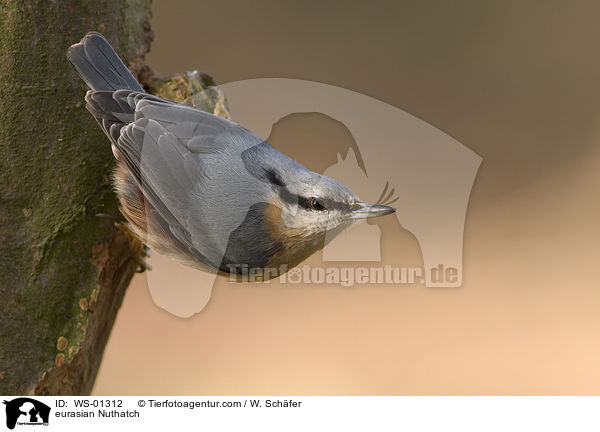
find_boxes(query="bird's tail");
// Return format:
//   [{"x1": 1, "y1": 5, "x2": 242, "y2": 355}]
[{"x1": 67, "y1": 32, "x2": 145, "y2": 92}]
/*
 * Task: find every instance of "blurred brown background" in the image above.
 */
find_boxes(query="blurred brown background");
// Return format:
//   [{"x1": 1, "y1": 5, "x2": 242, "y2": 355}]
[{"x1": 92, "y1": 0, "x2": 600, "y2": 395}]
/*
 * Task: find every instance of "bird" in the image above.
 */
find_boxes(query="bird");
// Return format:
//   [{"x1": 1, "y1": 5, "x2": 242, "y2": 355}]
[{"x1": 67, "y1": 32, "x2": 395, "y2": 280}]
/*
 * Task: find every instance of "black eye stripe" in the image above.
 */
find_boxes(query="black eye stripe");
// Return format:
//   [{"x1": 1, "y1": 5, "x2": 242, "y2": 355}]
[
  {"x1": 278, "y1": 188, "x2": 299, "y2": 206},
  {"x1": 276, "y1": 189, "x2": 349, "y2": 212},
  {"x1": 265, "y1": 169, "x2": 285, "y2": 187},
  {"x1": 297, "y1": 196, "x2": 313, "y2": 210}
]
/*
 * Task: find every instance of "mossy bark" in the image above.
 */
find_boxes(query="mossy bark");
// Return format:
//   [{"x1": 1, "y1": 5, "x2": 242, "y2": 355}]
[{"x1": 0, "y1": 0, "x2": 153, "y2": 395}]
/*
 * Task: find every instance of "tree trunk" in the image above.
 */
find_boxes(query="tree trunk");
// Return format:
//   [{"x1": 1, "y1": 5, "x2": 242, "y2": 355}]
[{"x1": 0, "y1": 0, "x2": 154, "y2": 395}]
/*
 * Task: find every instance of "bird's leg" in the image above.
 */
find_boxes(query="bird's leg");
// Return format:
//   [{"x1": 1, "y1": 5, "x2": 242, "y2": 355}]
[
  {"x1": 96, "y1": 213, "x2": 152, "y2": 272},
  {"x1": 125, "y1": 227, "x2": 152, "y2": 273}
]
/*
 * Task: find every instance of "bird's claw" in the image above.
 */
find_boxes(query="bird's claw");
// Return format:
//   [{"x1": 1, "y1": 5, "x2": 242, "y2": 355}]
[
  {"x1": 105, "y1": 217, "x2": 152, "y2": 273},
  {"x1": 135, "y1": 245, "x2": 152, "y2": 272}
]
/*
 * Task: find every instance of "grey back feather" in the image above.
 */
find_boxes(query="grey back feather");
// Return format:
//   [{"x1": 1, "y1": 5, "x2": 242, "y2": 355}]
[
  {"x1": 67, "y1": 32, "x2": 144, "y2": 92},
  {"x1": 87, "y1": 89, "x2": 297, "y2": 269},
  {"x1": 68, "y1": 32, "x2": 329, "y2": 272}
]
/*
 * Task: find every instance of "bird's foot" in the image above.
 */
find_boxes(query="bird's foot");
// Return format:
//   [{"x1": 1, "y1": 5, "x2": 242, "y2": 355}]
[
  {"x1": 96, "y1": 213, "x2": 152, "y2": 272},
  {"x1": 132, "y1": 241, "x2": 152, "y2": 273},
  {"x1": 124, "y1": 229, "x2": 152, "y2": 273}
]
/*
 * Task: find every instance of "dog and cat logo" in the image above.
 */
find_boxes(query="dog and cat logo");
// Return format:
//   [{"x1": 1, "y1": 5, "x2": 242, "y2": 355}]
[{"x1": 2, "y1": 398, "x2": 50, "y2": 429}]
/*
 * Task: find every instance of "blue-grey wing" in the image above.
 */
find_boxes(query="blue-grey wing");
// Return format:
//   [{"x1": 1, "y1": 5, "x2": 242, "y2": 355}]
[{"x1": 87, "y1": 90, "x2": 265, "y2": 269}]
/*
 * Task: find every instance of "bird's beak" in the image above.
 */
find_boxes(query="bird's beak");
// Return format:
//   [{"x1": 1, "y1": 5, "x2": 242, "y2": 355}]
[{"x1": 350, "y1": 202, "x2": 396, "y2": 219}]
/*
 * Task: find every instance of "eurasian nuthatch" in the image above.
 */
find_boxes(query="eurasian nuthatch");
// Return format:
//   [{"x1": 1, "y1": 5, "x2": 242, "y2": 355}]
[{"x1": 67, "y1": 32, "x2": 395, "y2": 278}]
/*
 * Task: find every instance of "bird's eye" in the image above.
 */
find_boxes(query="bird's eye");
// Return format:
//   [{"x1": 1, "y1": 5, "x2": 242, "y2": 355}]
[{"x1": 309, "y1": 197, "x2": 325, "y2": 211}]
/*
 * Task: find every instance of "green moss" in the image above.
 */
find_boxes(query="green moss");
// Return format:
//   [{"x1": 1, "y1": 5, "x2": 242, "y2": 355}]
[{"x1": 149, "y1": 71, "x2": 228, "y2": 115}]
